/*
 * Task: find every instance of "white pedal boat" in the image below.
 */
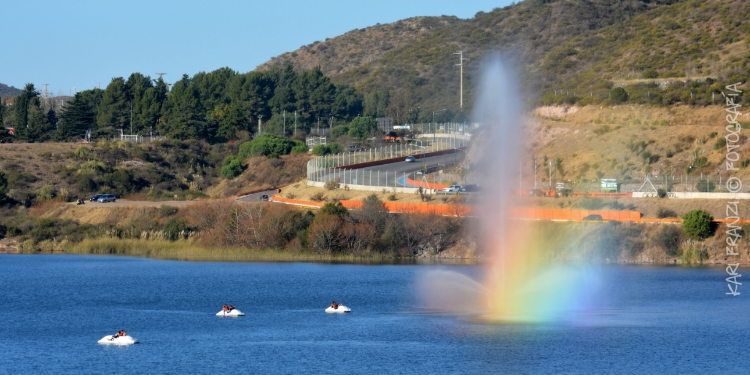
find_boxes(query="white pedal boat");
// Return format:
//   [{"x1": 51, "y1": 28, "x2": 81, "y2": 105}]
[
  {"x1": 216, "y1": 309, "x2": 245, "y2": 317},
  {"x1": 98, "y1": 335, "x2": 138, "y2": 345},
  {"x1": 325, "y1": 305, "x2": 351, "y2": 313}
]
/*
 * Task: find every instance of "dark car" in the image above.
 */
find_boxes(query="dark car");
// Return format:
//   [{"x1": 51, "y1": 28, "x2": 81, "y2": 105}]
[
  {"x1": 96, "y1": 194, "x2": 117, "y2": 203},
  {"x1": 582, "y1": 214, "x2": 603, "y2": 222},
  {"x1": 461, "y1": 184, "x2": 481, "y2": 193},
  {"x1": 345, "y1": 145, "x2": 362, "y2": 152},
  {"x1": 89, "y1": 194, "x2": 105, "y2": 202},
  {"x1": 259, "y1": 194, "x2": 269, "y2": 201}
]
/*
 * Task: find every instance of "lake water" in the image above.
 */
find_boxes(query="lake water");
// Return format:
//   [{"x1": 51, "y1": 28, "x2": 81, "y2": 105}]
[{"x1": 0, "y1": 255, "x2": 748, "y2": 374}]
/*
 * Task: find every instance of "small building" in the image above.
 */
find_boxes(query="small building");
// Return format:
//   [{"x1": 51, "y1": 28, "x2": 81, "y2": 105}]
[{"x1": 601, "y1": 178, "x2": 618, "y2": 192}]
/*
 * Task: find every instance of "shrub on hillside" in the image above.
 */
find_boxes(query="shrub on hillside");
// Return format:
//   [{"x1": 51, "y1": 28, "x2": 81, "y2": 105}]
[
  {"x1": 655, "y1": 225, "x2": 682, "y2": 256},
  {"x1": 610, "y1": 87, "x2": 629, "y2": 103},
  {"x1": 643, "y1": 69, "x2": 659, "y2": 79},
  {"x1": 238, "y1": 134, "x2": 296, "y2": 158},
  {"x1": 162, "y1": 218, "x2": 188, "y2": 241},
  {"x1": 682, "y1": 209, "x2": 713, "y2": 239},
  {"x1": 75, "y1": 146, "x2": 91, "y2": 159},
  {"x1": 319, "y1": 202, "x2": 348, "y2": 216},
  {"x1": 695, "y1": 178, "x2": 715, "y2": 192},
  {"x1": 656, "y1": 207, "x2": 678, "y2": 218},
  {"x1": 291, "y1": 140, "x2": 307, "y2": 154},
  {"x1": 221, "y1": 159, "x2": 243, "y2": 179},
  {"x1": 330, "y1": 125, "x2": 350, "y2": 140},
  {"x1": 312, "y1": 143, "x2": 343, "y2": 156}
]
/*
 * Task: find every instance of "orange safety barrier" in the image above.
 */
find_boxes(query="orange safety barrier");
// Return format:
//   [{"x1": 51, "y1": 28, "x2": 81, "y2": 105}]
[
  {"x1": 270, "y1": 196, "x2": 324, "y2": 207},
  {"x1": 405, "y1": 176, "x2": 449, "y2": 190},
  {"x1": 268, "y1": 196, "x2": 750, "y2": 224},
  {"x1": 509, "y1": 208, "x2": 641, "y2": 222}
]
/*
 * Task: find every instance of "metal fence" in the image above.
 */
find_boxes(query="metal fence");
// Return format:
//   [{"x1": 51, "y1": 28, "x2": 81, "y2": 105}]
[
  {"x1": 111, "y1": 135, "x2": 166, "y2": 143},
  {"x1": 307, "y1": 134, "x2": 468, "y2": 183},
  {"x1": 308, "y1": 159, "x2": 462, "y2": 190}
]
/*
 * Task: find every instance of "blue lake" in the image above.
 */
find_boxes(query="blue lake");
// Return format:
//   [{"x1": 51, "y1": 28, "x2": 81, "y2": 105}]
[{"x1": 0, "y1": 255, "x2": 748, "y2": 374}]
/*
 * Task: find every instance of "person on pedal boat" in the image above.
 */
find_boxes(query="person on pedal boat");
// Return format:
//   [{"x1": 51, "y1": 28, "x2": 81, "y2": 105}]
[
  {"x1": 330, "y1": 301, "x2": 341, "y2": 309},
  {"x1": 222, "y1": 304, "x2": 229, "y2": 313},
  {"x1": 228, "y1": 305, "x2": 236, "y2": 311}
]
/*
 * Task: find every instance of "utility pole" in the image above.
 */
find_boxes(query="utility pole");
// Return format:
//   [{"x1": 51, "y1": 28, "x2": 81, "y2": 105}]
[
  {"x1": 130, "y1": 101, "x2": 133, "y2": 136},
  {"x1": 294, "y1": 111, "x2": 297, "y2": 135},
  {"x1": 258, "y1": 114, "x2": 264, "y2": 135},
  {"x1": 453, "y1": 51, "x2": 468, "y2": 109},
  {"x1": 549, "y1": 160, "x2": 552, "y2": 190},
  {"x1": 283, "y1": 110, "x2": 286, "y2": 135}
]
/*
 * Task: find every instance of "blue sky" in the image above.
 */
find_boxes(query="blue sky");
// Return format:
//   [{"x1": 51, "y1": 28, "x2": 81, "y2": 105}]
[{"x1": 1, "y1": 1, "x2": 512, "y2": 95}]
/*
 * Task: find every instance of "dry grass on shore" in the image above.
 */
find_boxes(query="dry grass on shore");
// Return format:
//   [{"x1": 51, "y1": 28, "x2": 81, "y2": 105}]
[{"x1": 62, "y1": 238, "x2": 404, "y2": 263}]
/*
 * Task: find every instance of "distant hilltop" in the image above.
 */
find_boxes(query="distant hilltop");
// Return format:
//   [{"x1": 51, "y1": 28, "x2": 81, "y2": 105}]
[
  {"x1": 0, "y1": 82, "x2": 21, "y2": 97},
  {"x1": 256, "y1": 0, "x2": 750, "y2": 111}
]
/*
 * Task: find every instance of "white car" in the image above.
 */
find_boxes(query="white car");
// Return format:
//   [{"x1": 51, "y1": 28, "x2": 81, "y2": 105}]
[{"x1": 442, "y1": 185, "x2": 463, "y2": 194}]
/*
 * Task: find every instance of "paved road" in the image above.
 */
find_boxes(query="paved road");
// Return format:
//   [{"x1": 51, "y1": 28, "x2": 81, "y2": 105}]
[
  {"x1": 315, "y1": 151, "x2": 464, "y2": 187},
  {"x1": 236, "y1": 189, "x2": 277, "y2": 203},
  {"x1": 69, "y1": 199, "x2": 196, "y2": 208}
]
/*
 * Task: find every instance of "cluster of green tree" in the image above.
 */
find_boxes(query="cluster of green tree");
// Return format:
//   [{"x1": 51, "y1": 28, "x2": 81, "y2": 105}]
[
  {"x1": 326, "y1": 115, "x2": 378, "y2": 143},
  {"x1": 0, "y1": 84, "x2": 58, "y2": 142},
  {"x1": 3, "y1": 66, "x2": 364, "y2": 143}
]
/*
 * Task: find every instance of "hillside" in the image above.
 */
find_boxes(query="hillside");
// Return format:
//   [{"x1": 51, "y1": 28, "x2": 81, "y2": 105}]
[
  {"x1": 527, "y1": 104, "x2": 748, "y2": 196},
  {"x1": 0, "y1": 82, "x2": 21, "y2": 97},
  {"x1": 256, "y1": 16, "x2": 459, "y2": 77},
  {"x1": 256, "y1": 0, "x2": 750, "y2": 117}
]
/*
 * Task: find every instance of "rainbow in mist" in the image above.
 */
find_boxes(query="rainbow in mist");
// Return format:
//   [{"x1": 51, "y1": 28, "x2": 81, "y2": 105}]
[
  {"x1": 476, "y1": 55, "x2": 600, "y2": 323},
  {"x1": 419, "y1": 55, "x2": 600, "y2": 324}
]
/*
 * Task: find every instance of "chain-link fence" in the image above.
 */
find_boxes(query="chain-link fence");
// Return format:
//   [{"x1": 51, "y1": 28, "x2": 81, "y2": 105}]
[
  {"x1": 307, "y1": 159, "x2": 463, "y2": 191},
  {"x1": 307, "y1": 134, "x2": 469, "y2": 183},
  {"x1": 547, "y1": 174, "x2": 748, "y2": 194}
]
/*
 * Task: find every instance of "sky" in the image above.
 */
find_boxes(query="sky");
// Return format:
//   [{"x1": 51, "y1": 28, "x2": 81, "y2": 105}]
[{"x1": 1, "y1": 1, "x2": 513, "y2": 96}]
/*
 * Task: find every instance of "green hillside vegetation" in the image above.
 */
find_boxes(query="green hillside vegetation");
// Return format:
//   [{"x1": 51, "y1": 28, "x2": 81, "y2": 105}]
[
  {"x1": 256, "y1": 17, "x2": 460, "y2": 77},
  {"x1": 257, "y1": 0, "x2": 750, "y2": 118}
]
